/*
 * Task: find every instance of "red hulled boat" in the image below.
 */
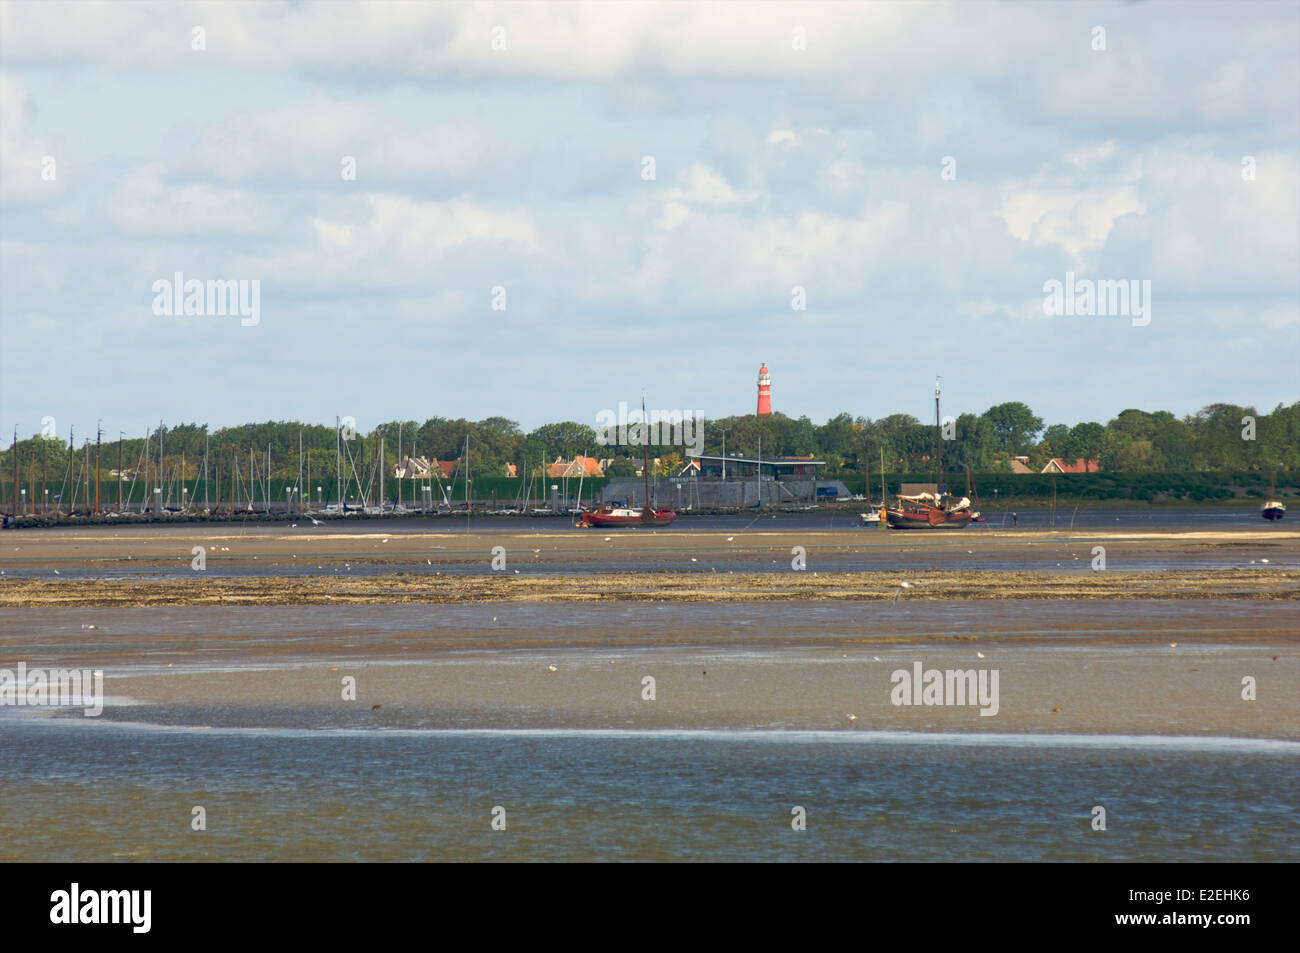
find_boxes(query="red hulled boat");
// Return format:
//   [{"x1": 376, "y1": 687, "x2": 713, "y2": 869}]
[
  {"x1": 885, "y1": 493, "x2": 973, "y2": 529},
  {"x1": 884, "y1": 378, "x2": 972, "y2": 530},
  {"x1": 579, "y1": 398, "x2": 676, "y2": 529},
  {"x1": 582, "y1": 503, "x2": 676, "y2": 528}
]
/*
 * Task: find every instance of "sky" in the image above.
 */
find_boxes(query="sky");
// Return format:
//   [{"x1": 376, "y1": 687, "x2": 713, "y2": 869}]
[{"x1": 1, "y1": 0, "x2": 1298, "y2": 446}]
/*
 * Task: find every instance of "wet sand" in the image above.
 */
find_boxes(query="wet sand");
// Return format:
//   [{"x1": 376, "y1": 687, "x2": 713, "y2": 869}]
[
  {"x1": 1, "y1": 523, "x2": 1296, "y2": 606},
  {"x1": 79, "y1": 648, "x2": 1296, "y2": 739},
  {"x1": 2, "y1": 523, "x2": 1296, "y2": 740},
  {"x1": 3, "y1": 595, "x2": 1296, "y2": 738}
]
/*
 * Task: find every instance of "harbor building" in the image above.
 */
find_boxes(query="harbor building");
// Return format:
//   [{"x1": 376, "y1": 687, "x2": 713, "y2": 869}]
[{"x1": 600, "y1": 452, "x2": 850, "y2": 509}]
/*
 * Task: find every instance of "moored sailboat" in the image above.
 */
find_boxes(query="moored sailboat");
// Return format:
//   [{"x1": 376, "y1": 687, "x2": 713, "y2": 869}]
[
  {"x1": 884, "y1": 378, "x2": 972, "y2": 530},
  {"x1": 580, "y1": 398, "x2": 676, "y2": 528},
  {"x1": 1261, "y1": 470, "x2": 1285, "y2": 520},
  {"x1": 885, "y1": 492, "x2": 974, "y2": 529}
]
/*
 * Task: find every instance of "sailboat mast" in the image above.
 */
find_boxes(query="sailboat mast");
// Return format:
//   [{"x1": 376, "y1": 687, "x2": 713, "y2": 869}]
[
  {"x1": 934, "y1": 377, "x2": 942, "y2": 494},
  {"x1": 67, "y1": 425, "x2": 73, "y2": 516},
  {"x1": 864, "y1": 440, "x2": 870, "y2": 504},
  {"x1": 95, "y1": 421, "x2": 101, "y2": 515},
  {"x1": 641, "y1": 398, "x2": 652, "y2": 510}
]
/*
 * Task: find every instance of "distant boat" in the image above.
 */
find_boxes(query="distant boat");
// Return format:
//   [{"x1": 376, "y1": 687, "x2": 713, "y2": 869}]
[
  {"x1": 581, "y1": 397, "x2": 676, "y2": 529},
  {"x1": 583, "y1": 502, "x2": 676, "y2": 528},
  {"x1": 885, "y1": 493, "x2": 974, "y2": 529},
  {"x1": 1262, "y1": 500, "x2": 1286, "y2": 520},
  {"x1": 883, "y1": 379, "x2": 971, "y2": 530},
  {"x1": 860, "y1": 509, "x2": 881, "y2": 525}
]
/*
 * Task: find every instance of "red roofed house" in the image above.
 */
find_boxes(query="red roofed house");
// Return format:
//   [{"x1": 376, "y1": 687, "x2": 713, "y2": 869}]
[
  {"x1": 1041, "y1": 458, "x2": 1100, "y2": 474},
  {"x1": 547, "y1": 456, "x2": 604, "y2": 479}
]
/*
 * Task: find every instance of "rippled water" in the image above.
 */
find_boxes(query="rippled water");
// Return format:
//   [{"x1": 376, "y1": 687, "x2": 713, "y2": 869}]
[{"x1": 2, "y1": 719, "x2": 1295, "y2": 862}]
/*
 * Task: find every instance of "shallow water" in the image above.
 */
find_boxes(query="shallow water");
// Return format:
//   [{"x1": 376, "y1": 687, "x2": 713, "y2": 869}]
[{"x1": 1, "y1": 718, "x2": 1294, "y2": 862}]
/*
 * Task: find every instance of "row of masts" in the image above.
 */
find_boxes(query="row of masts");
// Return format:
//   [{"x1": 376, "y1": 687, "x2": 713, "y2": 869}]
[{"x1": 6, "y1": 420, "x2": 601, "y2": 517}]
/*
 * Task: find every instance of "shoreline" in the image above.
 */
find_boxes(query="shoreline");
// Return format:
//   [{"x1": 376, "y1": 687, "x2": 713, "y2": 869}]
[{"x1": 3, "y1": 496, "x2": 1292, "y2": 529}]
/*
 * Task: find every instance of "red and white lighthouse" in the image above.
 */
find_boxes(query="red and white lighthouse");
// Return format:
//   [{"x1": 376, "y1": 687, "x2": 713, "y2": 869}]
[{"x1": 756, "y1": 364, "x2": 772, "y2": 416}]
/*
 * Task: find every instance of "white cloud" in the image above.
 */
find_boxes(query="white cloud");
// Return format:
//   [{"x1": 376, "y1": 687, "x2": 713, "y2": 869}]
[
  {"x1": 0, "y1": 74, "x2": 60, "y2": 205},
  {"x1": 181, "y1": 98, "x2": 514, "y2": 190},
  {"x1": 663, "y1": 164, "x2": 761, "y2": 209},
  {"x1": 998, "y1": 186, "x2": 1147, "y2": 264},
  {"x1": 264, "y1": 192, "x2": 538, "y2": 290},
  {"x1": 108, "y1": 162, "x2": 268, "y2": 235}
]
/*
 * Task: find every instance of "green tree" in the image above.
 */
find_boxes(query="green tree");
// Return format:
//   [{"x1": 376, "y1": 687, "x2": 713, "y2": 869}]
[
  {"x1": 1069, "y1": 422, "x2": 1106, "y2": 460},
  {"x1": 528, "y1": 421, "x2": 597, "y2": 463},
  {"x1": 982, "y1": 402, "x2": 1044, "y2": 454}
]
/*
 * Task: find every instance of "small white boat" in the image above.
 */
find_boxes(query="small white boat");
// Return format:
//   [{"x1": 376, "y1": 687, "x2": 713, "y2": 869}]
[
  {"x1": 860, "y1": 509, "x2": 881, "y2": 525},
  {"x1": 1262, "y1": 500, "x2": 1285, "y2": 520}
]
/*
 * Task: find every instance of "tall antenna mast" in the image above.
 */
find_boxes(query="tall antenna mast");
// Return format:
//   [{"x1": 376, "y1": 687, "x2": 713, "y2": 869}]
[{"x1": 934, "y1": 376, "x2": 942, "y2": 494}]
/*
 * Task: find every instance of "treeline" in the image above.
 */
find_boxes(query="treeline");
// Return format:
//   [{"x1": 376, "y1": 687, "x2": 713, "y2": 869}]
[{"x1": 3, "y1": 401, "x2": 1297, "y2": 484}]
